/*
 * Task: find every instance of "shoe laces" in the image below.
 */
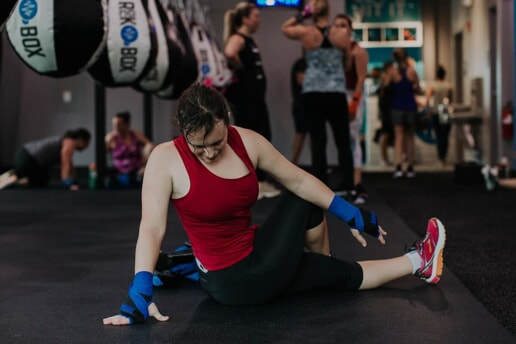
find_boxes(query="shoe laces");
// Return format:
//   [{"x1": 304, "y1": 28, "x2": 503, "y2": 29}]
[{"x1": 405, "y1": 240, "x2": 421, "y2": 253}]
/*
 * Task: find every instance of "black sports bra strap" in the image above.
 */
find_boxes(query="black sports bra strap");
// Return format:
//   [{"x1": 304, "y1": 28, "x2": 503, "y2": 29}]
[{"x1": 316, "y1": 25, "x2": 332, "y2": 49}]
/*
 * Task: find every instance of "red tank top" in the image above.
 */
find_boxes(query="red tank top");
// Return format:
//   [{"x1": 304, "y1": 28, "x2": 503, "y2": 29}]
[{"x1": 172, "y1": 126, "x2": 259, "y2": 271}]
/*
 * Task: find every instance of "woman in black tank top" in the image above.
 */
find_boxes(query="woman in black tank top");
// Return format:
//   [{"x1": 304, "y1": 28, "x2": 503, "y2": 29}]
[{"x1": 222, "y1": 2, "x2": 280, "y2": 199}]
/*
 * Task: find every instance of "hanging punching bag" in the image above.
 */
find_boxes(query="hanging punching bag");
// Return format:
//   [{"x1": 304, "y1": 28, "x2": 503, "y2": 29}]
[
  {"x1": 6, "y1": 0, "x2": 107, "y2": 77},
  {"x1": 134, "y1": 0, "x2": 184, "y2": 93},
  {"x1": 0, "y1": 0, "x2": 18, "y2": 31},
  {"x1": 188, "y1": 0, "x2": 231, "y2": 89},
  {"x1": 157, "y1": 0, "x2": 198, "y2": 100},
  {"x1": 88, "y1": 0, "x2": 156, "y2": 87}
]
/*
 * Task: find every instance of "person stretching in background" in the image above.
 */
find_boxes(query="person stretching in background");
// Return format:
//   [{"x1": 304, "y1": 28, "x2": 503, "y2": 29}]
[{"x1": 0, "y1": 128, "x2": 91, "y2": 190}]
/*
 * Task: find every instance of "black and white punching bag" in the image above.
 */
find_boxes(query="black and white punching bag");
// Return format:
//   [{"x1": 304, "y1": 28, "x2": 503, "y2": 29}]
[
  {"x1": 6, "y1": 0, "x2": 107, "y2": 77},
  {"x1": 135, "y1": 0, "x2": 184, "y2": 93},
  {"x1": 88, "y1": 0, "x2": 156, "y2": 87},
  {"x1": 156, "y1": 0, "x2": 198, "y2": 100},
  {"x1": 0, "y1": 0, "x2": 18, "y2": 31}
]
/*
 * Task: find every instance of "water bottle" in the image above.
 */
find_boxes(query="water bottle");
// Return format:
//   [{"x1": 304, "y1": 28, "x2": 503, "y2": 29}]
[{"x1": 88, "y1": 163, "x2": 97, "y2": 189}]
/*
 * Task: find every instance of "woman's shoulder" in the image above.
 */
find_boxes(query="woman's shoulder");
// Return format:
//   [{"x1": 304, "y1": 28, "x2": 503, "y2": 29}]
[
  {"x1": 231, "y1": 126, "x2": 264, "y2": 149},
  {"x1": 228, "y1": 33, "x2": 246, "y2": 44},
  {"x1": 153, "y1": 140, "x2": 179, "y2": 156},
  {"x1": 231, "y1": 125, "x2": 258, "y2": 139}
]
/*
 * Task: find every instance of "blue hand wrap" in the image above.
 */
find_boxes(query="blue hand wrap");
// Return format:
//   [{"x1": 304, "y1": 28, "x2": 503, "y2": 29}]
[
  {"x1": 170, "y1": 261, "x2": 199, "y2": 281},
  {"x1": 171, "y1": 245, "x2": 199, "y2": 281},
  {"x1": 328, "y1": 194, "x2": 360, "y2": 223},
  {"x1": 119, "y1": 271, "x2": 153, "y2": 324},
  {"x1": 328, "y1": 195, "x2": 380, "y2": 238},
  {"x1": 61, "y1": 178, "x2": 77, "y2": 187}
]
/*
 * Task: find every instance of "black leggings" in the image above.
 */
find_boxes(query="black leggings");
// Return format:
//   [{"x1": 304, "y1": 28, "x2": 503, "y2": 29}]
[
  {"x1": 13, "y1": 148, "x2": 49, "y2": 186},
  {"x1": 303, "y1": 92, "x2": 354, "y2": 188},
  {"x1": 432, "y1": 115, "x2": 451, "y2": 161},
  {"x1": 199, "y1": 192, "x2": 363, "y2": 305},
  {"x1": 229, "y1": 97, "x2": 271, "y2": 182}
]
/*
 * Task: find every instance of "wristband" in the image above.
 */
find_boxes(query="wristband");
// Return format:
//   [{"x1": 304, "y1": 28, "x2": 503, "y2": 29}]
[
  {"x1": 348, "y1": 99, "x2": 358, "y2": 116},
  {"x1": 295, "y1": 13, "x2": 305, "y2": 23},
  {"x1": 295, "y1": 3, "x2": 312, "y2": 22},
  {"x1": 119, "y1": 271, "x2": 153, "y2": 323},
  {"x1": 352, "y1": 92, "x2": 362, "y2": 101},
  {"x1": 328, "y1": 195, "x2": 380, "y2": 237}
]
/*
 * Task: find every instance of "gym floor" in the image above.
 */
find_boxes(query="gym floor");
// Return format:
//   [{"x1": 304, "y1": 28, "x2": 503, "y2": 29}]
[{"x1": 0, "y1": 172, "x2": 514, "y2": 343}]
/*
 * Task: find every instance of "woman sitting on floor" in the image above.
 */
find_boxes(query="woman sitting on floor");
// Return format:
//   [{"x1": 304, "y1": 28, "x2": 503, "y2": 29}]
[{"x1": 103, "y1": 83, "x2": 446, "y2": 325}]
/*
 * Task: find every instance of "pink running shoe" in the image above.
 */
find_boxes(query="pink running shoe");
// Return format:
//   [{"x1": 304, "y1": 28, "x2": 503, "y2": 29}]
[{"x1": 409, "y1": 218, "x2": 446, "y2": 284}]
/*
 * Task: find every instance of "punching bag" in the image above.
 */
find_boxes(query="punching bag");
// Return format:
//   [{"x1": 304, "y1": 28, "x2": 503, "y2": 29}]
[
  {"x1": 0, "y1": 0, "x2": 18, "y2": 31},
  {"x1": 188, "y1": 0, "x2": 231, "y2": 89},
  {"x1": 6, "y1": 0, "x2": 107, "y2": 78},
  {"x1": 88, "y1": 0, "x2": 156, "y2": 87},
  {"x1": 157, "y1": 0, "x2": 198, "y2": 100},
  {"x1": 135, "y1": 0, "x2": 184, "y2": 93}
]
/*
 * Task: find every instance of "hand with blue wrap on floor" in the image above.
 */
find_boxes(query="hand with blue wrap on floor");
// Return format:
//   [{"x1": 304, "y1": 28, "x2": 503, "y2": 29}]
[
  {"x1": 328, "y1": 195, "x2": 387, "y2": 247},
  {"x1": 103, "y1": 271, "x2": 169, "y2": 326}
]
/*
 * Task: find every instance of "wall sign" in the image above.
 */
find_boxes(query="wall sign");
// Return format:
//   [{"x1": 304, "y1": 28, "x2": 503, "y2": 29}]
[{"x1": 353, "y1": 21, "x2": 422, "y2": 48}]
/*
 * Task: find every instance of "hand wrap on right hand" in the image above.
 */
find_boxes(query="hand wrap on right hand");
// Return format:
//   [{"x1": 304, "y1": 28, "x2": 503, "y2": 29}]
[{"x1": 119, "y1": 271, "x2": 153, "y2": 324}]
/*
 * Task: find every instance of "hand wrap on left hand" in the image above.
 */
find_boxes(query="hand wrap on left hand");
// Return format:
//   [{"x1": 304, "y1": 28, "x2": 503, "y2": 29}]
[
  {"x1": 348, "y1": 207, "x2": 379, "y2": 238},
  {"x1": 328, "y1": 195, "x2": 380, "y2": 238}
]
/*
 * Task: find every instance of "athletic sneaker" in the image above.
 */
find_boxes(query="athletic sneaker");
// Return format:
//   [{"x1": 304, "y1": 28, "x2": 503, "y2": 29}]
[
  {"x1": 355, "y1": 183, "x2": 369, "y2": 199},
  {"x1": 393, "y1": 166, "x2": 404, "y2": 179},
  {"x1": 481, "y1": 164, "x2": 498, "y2": 191},
  {"x1": 406, "y1": 165, "x2": 416, "y2": 178},
  {"x1": 352, "y1": 195, "x2": 366, "y2": 205},
  {"x1": 407, "y1": 217, "x2": 446, "y2": 284}
]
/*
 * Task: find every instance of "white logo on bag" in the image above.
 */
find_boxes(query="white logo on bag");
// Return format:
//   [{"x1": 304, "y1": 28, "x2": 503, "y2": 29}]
[
  {"x1": 7, "y1": 0, "x2": 58, "y2": 72},
  {"x1": 18, "y1": 0, "x2": 45, "y2": 58},
  {"x1": 119, "y1": 2, "x2": 139, "y2": 72}
]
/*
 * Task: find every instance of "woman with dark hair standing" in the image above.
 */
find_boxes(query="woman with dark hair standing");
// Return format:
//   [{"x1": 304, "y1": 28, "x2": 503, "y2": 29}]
[
  {"x1": 281, "y1": 0, "x2": 356, "y2": 198},
  {"x1": 0, "y1": 128, "x2": 91, "y2": 190},
  {"x1": 383, "y1": 48, "x2": 421, "y2": 178},
  {"x1": 103, "y1": 83, "x2": 446, "y2": 326},
  {"x1": 223, "y1": 2, "x2": 280, "y2": 200}
]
